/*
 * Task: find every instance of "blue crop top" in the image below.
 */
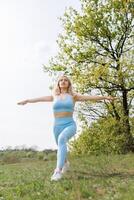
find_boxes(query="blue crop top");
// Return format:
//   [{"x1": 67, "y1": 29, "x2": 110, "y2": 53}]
[{"x1": 53, "y1": 94, "x2": 75, "y2": 113}]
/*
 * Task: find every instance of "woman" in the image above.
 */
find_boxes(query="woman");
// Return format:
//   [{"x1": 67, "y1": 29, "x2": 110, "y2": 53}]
[{"x1": 17, "y1": 75, "x2": 117, "y2": 181}]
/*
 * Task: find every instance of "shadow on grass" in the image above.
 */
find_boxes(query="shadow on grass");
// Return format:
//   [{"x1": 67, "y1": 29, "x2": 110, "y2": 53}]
[{"x1": 69, "y1": 170, "x2": 134, "y2": 180}]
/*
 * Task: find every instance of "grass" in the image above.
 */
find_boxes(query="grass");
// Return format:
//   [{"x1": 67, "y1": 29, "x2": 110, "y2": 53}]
[{"x1": 0, "y1": 153, "x2": 134, "y2": 200}]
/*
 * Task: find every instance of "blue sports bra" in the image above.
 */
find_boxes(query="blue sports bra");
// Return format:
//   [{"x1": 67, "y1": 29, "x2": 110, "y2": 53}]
[{"x1": 53, "y1": 93, "x2": 75, "y2": 113}]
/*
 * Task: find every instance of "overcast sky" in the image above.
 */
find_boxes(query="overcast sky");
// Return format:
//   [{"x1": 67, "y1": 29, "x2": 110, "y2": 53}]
[{"x1": 0, "y1": 0, "x2": 81, "y2": 151}]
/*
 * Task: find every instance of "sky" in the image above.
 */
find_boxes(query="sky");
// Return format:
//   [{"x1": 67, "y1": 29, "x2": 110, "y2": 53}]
[{"x1": 0, "y1": 0, "x2": 81, "y2": 151}]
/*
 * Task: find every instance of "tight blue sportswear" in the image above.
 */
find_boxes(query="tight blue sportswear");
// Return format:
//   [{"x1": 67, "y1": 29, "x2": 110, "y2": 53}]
[
  {"x1": 52, "y1": 94, "x2": 77, "y2": 169},
  {"x1": 53, "y1": 116, "x2": 77, "y2": 169}
]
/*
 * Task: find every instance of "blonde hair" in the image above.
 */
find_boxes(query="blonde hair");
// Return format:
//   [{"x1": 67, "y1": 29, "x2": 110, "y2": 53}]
[{"x1": 52, "y1": 75, "x2": 77, "y2": 97}]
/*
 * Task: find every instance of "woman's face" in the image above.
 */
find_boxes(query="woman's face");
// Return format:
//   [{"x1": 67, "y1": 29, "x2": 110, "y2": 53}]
[{"x1": 58, "y1": 76, "x2": 70, "y2": 89}]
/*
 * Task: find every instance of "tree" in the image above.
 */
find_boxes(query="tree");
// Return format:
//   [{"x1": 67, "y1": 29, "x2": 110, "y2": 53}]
[{"x1": 44, "y1": 0, "x2": 134, "y2": 152}]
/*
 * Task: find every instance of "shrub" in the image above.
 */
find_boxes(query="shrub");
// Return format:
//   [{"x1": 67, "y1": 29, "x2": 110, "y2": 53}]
[
  {"x1": 69, "y1": 117, "x2": 129, "y2": 155},
  {"x1": 2, "y1": 155, "x2": 21, "y2": 164}
]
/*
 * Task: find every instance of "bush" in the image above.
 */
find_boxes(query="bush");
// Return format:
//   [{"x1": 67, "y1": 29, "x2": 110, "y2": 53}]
[
  {"x1": 36, "y1": 152, "x2": 48, "y2": 161},
  {"x1": 2, "y1": 155, "x2": 21, "y2": 164},
  {"x1": 26, "y1": 151, "x2": 37, "y2": 158},
  {"x1": 69, "y1": 117, "x2": 129, "y2": 155}
]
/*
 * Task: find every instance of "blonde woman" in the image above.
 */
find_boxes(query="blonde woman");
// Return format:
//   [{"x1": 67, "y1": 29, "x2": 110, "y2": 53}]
[{"x1": 17, "y1": 75, "x2": 117, "y2": 181}]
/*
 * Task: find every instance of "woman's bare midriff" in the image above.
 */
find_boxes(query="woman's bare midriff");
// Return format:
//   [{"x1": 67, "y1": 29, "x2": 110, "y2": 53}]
[{"x1": 54, "y1": 111, "x2": 73, "y2": 118}]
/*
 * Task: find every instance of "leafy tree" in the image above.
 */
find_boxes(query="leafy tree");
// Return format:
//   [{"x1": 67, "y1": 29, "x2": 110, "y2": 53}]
[{"x1": 44, "y1": 0, "x2": 134, "y2": 152}]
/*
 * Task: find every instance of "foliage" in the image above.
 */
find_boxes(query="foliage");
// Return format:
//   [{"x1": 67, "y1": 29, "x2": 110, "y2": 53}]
[
  {"x1": 0, "y1": 150, "x2": 56, "y2": 164},
  {"x1": 44, "y1": 0, "x2": 134, "y2": 152},
  {"x1": 69, "y1": 116, "x2": 134, "y2": 155}
]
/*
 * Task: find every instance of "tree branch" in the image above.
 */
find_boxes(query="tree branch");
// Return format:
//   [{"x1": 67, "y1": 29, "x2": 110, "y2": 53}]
[
  {"x1": 126, "y1": 86, "x2": 134, "y2": 92},
  {"x1": 99, "y1": 77, "x2": 123, "y2": 89}
]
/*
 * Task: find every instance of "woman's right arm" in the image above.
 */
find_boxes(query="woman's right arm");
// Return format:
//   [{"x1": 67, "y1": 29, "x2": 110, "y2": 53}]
[{"x1": 17, "y1": 95, "x2": 53, "y2": 105}]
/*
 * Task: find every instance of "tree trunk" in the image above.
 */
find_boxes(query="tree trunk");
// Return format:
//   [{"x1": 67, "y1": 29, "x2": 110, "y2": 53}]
[{"x1": 122, "y1": 89, "x2": 134, "y2": 152}]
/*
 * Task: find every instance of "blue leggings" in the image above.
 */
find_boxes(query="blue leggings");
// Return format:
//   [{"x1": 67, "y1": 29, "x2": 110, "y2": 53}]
[{"x1": 53, "y1": 116, "x2": 77, "y2": 169}]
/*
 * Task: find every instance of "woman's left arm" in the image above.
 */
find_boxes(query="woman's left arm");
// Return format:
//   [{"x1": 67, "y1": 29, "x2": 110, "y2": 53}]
[{"x1": 75, "y1": 94, "x2": 118, "y2": 102}]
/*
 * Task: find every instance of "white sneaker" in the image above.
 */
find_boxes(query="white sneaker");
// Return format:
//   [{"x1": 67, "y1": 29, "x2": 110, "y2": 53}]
[
  {"x1": 51, "y1": 170, "x2": 62, "y2": 181},
  {"x1": 61, "y1": 161, "x2": 70, "y2": 174}
]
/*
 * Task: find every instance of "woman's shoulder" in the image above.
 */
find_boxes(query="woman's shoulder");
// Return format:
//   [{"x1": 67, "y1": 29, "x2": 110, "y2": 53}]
[
  {"x1": 71, "y1": 92, "x2": 80, "y2": 102},
  {"x1": 51, "y1": 93, "x2": 59, "y2": 100},
  {"x1": 72, "y1": 91, "x2": 79, "y2": 97}
]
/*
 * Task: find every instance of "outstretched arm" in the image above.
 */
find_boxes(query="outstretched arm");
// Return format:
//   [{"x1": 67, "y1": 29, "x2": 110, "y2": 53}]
[
  {"x1": 75, "y1": 93, "x2": 118, "y2": 102},
  {"x1": 17, "y1": 95, "x2": 53, "y2": 105}
]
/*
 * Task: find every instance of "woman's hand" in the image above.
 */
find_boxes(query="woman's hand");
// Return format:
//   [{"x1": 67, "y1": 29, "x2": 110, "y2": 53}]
[
  {"x1": 17, "y1": 100, "x2": 28, "y2": 105},
  {"x1": 106, "y1": 96, "x2": 118, "y2": 101}
]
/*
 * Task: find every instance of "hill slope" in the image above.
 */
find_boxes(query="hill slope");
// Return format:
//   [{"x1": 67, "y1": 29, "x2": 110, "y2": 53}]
[{"x1": 0, "y1": 153, "x2": 134, "y2": 200}]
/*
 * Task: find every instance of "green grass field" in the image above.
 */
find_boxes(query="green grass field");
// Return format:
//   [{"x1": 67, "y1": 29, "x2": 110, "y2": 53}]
[{"x1": 0, "y1": 153, "x2": 134, "y2": 200}]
